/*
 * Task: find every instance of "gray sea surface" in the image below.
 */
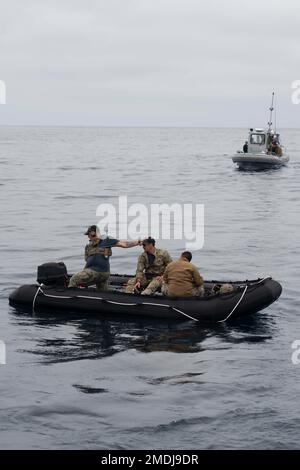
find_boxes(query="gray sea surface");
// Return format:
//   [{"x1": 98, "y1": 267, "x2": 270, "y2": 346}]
[{"x1": 0, "y1": 126, "x2": 299, "y2": 449}]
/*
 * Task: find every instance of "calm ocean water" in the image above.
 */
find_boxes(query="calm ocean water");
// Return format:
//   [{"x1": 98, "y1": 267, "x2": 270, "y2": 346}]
[{"x1": 0, "y1": 126, "x2": 300, "y2": 450}]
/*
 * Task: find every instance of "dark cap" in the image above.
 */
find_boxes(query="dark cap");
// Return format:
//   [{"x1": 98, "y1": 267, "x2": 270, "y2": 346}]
[
  {"x1": 142, "y1": 237, "x2": 156, "y2": 246},
  {"x1": 84, "y1": 225, "x2": 98, "y2": 235}
]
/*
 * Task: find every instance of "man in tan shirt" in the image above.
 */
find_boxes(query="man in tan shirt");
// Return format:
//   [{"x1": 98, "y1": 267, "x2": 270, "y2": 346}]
[{"x1": 162, "y1": 251, "x2": 204, "y2": 297}]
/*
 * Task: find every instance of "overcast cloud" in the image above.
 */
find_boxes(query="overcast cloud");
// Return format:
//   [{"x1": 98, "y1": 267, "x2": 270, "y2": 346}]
[{"x1": 0, "y1": 0, "x2": 299, "y2": 126}]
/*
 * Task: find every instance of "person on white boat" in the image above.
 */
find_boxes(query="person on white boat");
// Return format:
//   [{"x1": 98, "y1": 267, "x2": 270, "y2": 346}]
[
  {"x1": 268, "y1": 139, "x2": 283, "y2": 157},
  {"x1": 243, "y1": 141, "x2": 248, "y2": 153}
]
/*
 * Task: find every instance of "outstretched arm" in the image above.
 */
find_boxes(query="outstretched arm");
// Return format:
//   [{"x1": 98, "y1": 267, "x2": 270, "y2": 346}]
[{"x1": 116, "y1": 240, "x2": 141, "y2": 248}]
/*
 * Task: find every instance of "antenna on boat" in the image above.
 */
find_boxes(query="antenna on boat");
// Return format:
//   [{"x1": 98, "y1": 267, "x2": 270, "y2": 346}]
[
  {"x1": 268, "y1": 91, "x2": 275, "y2": 132},
  {"x1": 274, "y1": 93, "x2": 277, "y2": 133}
]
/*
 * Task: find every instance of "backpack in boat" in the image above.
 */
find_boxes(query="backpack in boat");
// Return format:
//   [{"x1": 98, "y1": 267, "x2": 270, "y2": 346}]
[
  {"x1": 211, "y1": 283, "x2": 234, "y2": 295},
  {"x1": 37, "y1": 262, "x2": 68, "y2": 287}
]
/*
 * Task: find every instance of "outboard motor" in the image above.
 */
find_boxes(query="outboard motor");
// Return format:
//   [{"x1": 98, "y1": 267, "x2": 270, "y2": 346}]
[{"x1": 37, "y1": 262, "x2": 68, "y2": 287}]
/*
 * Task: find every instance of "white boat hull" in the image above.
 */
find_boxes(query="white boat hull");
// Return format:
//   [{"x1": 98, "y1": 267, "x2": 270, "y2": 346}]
[{"x1": 232, "y1": 153, "x2": 289, "y2": 170}]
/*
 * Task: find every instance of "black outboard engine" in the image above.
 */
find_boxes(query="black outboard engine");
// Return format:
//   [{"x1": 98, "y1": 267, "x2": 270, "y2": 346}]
[{"x1": 37, "y1": 262, "x2": 68, "y2": 287}]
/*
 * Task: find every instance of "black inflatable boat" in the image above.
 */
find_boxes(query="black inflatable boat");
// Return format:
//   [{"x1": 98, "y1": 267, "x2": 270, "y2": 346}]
[{"x1": 9, "y1": 273, "x2": 282, "y2": 323}]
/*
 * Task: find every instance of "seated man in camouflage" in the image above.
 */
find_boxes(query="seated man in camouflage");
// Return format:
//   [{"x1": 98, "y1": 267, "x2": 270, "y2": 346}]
[
  {"x1": 125, "y1": 237, "x2": 172, "y2": 296},
  {"x1": 69, "y1": 225, "x2": 141, "y2": 290}
]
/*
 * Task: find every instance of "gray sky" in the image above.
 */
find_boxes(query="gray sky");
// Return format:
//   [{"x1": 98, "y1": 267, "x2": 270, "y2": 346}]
[{"x1": 0, "y1": 0, "x2": 299, "y2": 127}]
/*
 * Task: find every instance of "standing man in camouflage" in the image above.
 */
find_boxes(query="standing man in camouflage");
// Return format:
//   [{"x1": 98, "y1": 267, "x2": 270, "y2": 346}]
[
  {"x1": 69, "y1": 225, "x2": 141, "y2": 290},
  {"x1": 125, "y1": 237, "x2": 172, "y2": 296}
]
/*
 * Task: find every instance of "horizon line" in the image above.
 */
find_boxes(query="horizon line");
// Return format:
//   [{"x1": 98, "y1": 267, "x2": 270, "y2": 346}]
[{"x1": 0, "y1": 124, "x2": 300, "y2": 130}]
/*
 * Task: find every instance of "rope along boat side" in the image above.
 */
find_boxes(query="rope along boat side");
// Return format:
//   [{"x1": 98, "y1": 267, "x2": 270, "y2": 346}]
[{"x1": 9, "y1": 275, "x2": 282, "y2": 323}]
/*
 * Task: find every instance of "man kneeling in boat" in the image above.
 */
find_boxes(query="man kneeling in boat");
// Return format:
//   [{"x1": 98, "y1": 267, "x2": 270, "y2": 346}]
[
  {"x1": 125, "y1": 237, "x2": 172, "y2": 296},
  {"x1": 69, "y1": 225, "x2": 141, "y2": 290},
  {"x1": 162, "y1": 251, "x2": 204, "y2": 297}
]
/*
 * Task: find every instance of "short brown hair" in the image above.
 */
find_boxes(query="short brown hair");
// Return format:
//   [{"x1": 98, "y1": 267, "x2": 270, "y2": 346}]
[
  {"x1": 142, "y1": 237, "x2": 156, "y2": 247},
  {"x1": 181, "y1": 251, "x2": 192, "y2": 262}
]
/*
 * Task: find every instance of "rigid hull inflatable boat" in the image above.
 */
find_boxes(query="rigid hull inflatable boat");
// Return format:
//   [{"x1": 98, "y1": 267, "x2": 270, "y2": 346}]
[
  {"x1": 232, "y1": 93, "x2": 289, "y2": 170},
  {"x1": 9, "y1": 274, "x2": 282, "y2": 323},
  {"x1": 232, "y1": 152, "x2": 289, "y2": 170}
]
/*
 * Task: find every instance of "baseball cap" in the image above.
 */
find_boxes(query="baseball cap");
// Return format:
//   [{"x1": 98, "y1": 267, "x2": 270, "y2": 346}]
[{"x1": 84, "y1": 225, "x2": 98, "y2": 235}]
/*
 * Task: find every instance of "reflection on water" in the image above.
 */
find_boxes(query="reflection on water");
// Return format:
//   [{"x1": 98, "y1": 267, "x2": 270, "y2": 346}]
[
  {"x1": 72, "y1": 384, "x2": 108, "y2": 394},
  {"x1": 11, "y1": 309, "x2": 274, "y2": 363},
  {"x1": 235, "y1": 166, "x2": 283, "y2": 173}
]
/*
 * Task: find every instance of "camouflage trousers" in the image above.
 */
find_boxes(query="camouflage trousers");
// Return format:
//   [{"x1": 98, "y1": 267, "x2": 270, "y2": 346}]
[
  {"x1": 161, "y1": 284, "x2": 205, "y2": 297},
  {"x1": 125, "y1": 275, "x2": 163, "y2": 296},
  {"x1": 68, "y1": 268, "x2": 110, "y2": 291}
]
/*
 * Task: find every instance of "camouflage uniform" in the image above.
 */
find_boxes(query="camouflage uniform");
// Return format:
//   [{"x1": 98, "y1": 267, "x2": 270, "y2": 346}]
[
  {"x1": 125, "y1": 249, "x2": 172, "y2": 295},
  {"x1": 161, "y1": 283, "x2": 204, "y2": 297},
  {"x1": 68, "y1": 239, "x2": 113, "y2": 290},
  {"x1": 84, "y1": 240, "x2": 112, "y2": 261},
  {"x1": 68, "y1": 268, "x2": 110, "y2": 290}
]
